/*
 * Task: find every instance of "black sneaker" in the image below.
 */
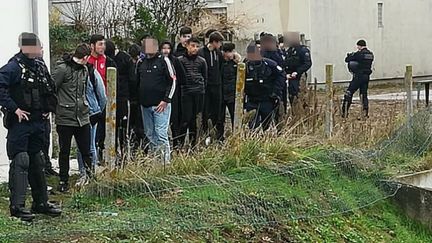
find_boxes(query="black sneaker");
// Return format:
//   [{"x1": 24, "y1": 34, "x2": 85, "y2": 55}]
[
  {"x1": 58, "y1": 181, "x2": 69, "y2": 193},
  {"x1": 31, "y1": 202, "x2": 62, "y2": 217},
  {"x1": 10, "y1": 206, "x2": 35, "y2": 222}
]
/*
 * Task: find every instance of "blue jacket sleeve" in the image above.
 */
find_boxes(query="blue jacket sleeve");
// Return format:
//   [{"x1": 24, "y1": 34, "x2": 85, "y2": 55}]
[
  {"x1": 0, "y1": 62, "x2": 20, "y2": 112},
  {"x1": 94, "y1": 70, "x2": 107, "y2": 110}
]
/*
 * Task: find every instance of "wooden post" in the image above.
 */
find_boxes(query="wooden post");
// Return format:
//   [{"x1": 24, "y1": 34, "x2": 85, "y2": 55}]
[
  {"x1": 405, "y1": 65, "x2": 413, "y2": 126},
  {"x1": 325, "y1": 64, "x2": 334, "y2": 138},
  {"x1": 233, "y1": 63, "x2": 246, "y2": 133},
  {"x1": 312, "y1": 78, "x2": 318, "y2": 133},
  {"x1": 105, "y1": 67, "x2": 117, "y2": 169}
]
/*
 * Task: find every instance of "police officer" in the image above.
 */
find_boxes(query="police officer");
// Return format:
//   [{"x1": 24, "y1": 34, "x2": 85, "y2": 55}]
[
  {"x1": 244, "y1": 42, "x2": 286, "y2": 131},
  {"x1": 284, "y1": 32, "x2": 312, "y2": 105},
  {"x1": 0, "y1": 33, "x2": 62, "y2": 221},
  {"x1": 342, "y1": 40, "x2": 374, "y2": 118}
]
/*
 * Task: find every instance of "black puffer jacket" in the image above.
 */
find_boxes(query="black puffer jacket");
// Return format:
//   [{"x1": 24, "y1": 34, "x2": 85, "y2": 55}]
[{"x1": 178, "y1": 53, "x2": 208, "y2": 95}]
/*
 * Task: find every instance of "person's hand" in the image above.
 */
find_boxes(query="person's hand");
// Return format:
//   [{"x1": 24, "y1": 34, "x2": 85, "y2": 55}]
[
  {"x1": 155, "y1": 101, "x2": 168, "y2": 113},
  {"x1": 286, "y1": 74, "x2": 291, "y2": 80},
  {"x1": 291, "y1": 72, "x2": 298, "y2": 79},
  {"x1": 15, "y1": 108, "x2": 30, "y2": 122}
]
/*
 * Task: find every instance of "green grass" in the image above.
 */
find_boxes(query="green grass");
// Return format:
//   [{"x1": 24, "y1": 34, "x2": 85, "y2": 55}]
[{"x1": 0, "y1": 150, "x2": 431, "y2": 242}]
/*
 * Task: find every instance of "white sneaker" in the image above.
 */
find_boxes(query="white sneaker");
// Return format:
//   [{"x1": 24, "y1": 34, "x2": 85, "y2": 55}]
[{"x1": 205, "y1": 137, "x2": 211, "y2": 146}]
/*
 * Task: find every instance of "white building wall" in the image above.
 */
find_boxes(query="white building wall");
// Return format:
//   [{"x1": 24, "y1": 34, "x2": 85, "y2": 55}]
[
  {"x1": 229, "y1": 0, "x2": 432, "y2": 82},
  {"x1": 310, "y1": 0, "x2": 432, "y2": 82},
  {"x1": 0, "y1": 0, "x2": 50, "y2": 177}
]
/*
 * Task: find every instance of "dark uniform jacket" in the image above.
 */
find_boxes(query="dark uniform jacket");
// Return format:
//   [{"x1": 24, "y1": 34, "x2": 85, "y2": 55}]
[
  {"x1": 345, "y1": 48, "x2": 374, "y2": 75},
  {"x1": 245, "y1": 58, "x2": 286, "y2": 102},
  {"x1": 0, "y1": 52, "x2": 57, "y2": 122},
  {"x1": 285, "y1": 45, "x2": 312, "y2": 77}
]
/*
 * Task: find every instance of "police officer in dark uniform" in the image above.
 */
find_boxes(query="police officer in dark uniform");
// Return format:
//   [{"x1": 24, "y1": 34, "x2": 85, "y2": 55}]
[
  {"x1": 260, "y1": 33, "x2": 288, "y2": 113},
  {"x1": 284, "y1": 32, "x2": 312, "y2": 105},
  {"x1": 342, "y1": 40, "x2": 374, "y2": 118},
  {"x1": 244, "y1": 42, "x2": 286, "y2": 131},
  {"x1": 0, "y1": 33, "x2": 61, "y2": 221}
]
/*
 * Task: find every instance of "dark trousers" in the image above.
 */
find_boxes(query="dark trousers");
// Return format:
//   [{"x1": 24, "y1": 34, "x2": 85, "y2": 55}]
[
  {"x1": 180, "y1": 93, "x2": 204, "y2": 146},
  {"x1": 342, "y1": 74, "x2": 370, "y2": 117},
  {"x1": 129, "y1": 101, "x2": 145, "y2": 150},
  {"x1": 288, "y1": 78, "x2": 300, "y2": 105},
  {"x1": 245, "y1": 100, "x2": 277, "y2": 131},
  {"x1": 96, "y1": 109, "x2": 106, "y2": 153},
  {"x1": 7, "y1": 121, "x2": 47, "y2": 207},
  {"x1": 42, "y1": 118, "x2": 54, "y2": 170},
  {"x1": 116, "y1": 98, "x2": 129, "y2": 156},
  {"x1": 221, "y1": 101, "x2": 235, "y2": 136},
  {"x1": 203, "y1": 85, "x2": 224, "y2": 140},
  {"x1": 57, "y1": 124, "x2": 91, "y2": 183},
  {"x1": 170, "y1": 88, "x2": 182, "y2": 148}
]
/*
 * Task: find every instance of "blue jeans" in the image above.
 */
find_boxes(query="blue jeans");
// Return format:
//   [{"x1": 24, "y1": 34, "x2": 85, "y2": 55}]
[
  {"x1": 77, "y1": 123, "x2": 98, "y2": 175},
  {"x1": 141, "y1": 104, "x2": 171, "y2": 163}
]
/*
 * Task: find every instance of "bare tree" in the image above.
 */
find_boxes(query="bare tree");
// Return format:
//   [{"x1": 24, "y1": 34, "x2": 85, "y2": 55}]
[{"x1": 139, "y1": 0, "x2": 206, "y2": 36}]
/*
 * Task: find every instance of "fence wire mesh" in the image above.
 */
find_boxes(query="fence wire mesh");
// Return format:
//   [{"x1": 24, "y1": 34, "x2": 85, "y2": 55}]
[{"x1": 2, "y1": 107, "x2": 432, "y2": 241}]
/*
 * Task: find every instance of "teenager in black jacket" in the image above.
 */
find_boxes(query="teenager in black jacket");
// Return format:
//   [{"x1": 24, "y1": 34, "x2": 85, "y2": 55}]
[
  {"x1": 137, "y1": 37, "x2": 176, "y2": 163},
  {"x1": 178, "y1": 37, "x2": 208, "y2": 147},
  {"x1": 160, "y1": 41, "x2": 187, "y2": 149},
  {"x1": 198, "y1": 31, "x2": 224, "y2": 142}
]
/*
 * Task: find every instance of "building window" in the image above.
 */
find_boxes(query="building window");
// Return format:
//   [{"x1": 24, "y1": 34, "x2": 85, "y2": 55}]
[{"x1": 378, "y1": 2, "x2": 384, "y2": 28}]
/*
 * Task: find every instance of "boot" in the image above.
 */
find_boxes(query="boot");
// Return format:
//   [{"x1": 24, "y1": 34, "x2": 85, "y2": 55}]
[
  {"x1": 10, "y1": 206, "x2": 35, "y2": 222},
  {"x1": 9, "y1": 152, "x2": 30, "y2": 212},
  {"x1": 31, "y1": 202, "x2": 62, "y2": 217}
]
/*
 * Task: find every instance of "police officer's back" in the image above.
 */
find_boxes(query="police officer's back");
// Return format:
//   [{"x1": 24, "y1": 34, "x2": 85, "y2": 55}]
[
  {"x1": 244, "y1": 43, "x2": 285, "y2": 130},
  {"x1": 0, "y1": 33, "x2": 61, "y2": 221},
  {"x1": 342, "y1": 39, "x2": 374, "y2": 118}
]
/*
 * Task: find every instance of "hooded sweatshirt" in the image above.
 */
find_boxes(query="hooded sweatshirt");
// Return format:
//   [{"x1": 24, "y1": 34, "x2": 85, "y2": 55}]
[{"x1": 198, "y1": 45, "x2": 223, "y2": 86}]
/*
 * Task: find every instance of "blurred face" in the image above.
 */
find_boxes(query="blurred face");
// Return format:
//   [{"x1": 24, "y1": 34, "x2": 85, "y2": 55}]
[
  {"x1": 161, "y1": 43, "x2": 171, "y2": 57},
  {"x1": 211, "y1": 41, "x2": 222, "y2": 50},
  {"x1": 143, "y1": 38, "x2": 158, "y2": 55},
  {"x1": 187, "y1": 42, "x2": 200, "y2": 55},
  {"x1": 20, "y1": 36, "x2": 43, "y2": 59},
  {"x1": 180, "y1": 34, "x2": 192, "y2": 46},
  {"x1": 284, "y1": 32, "x2": 300, "y2": 47},
  {"x1": 247, "y1": 47, "x2": 262, "y2": 61},
  {"x1": 91, "y1": 40, "x2": 105, "y2": 56}
]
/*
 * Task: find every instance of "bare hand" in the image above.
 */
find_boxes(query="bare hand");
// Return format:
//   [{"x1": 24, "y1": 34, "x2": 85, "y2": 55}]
[
  {"x1": 155, "y1": 101, "x2": 168, "y2": 113},
  {"x1": 15, "y1": 109, "x2": 30, "y2": 123},
  {"x1": 291, "y1": 72, "x2": 298, "y2": 79}
]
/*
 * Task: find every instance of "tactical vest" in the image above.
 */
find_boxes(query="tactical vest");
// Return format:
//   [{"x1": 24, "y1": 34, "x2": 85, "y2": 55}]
[
  {"x1": 245, "y1": 61, "x2": 275, "y2": 102},
  {"x1": 9, "y1": 57, "x2": 57, "y2": 113},
  {"x1": 285, "y1": 47, "x2": 302, "y2": 70}
]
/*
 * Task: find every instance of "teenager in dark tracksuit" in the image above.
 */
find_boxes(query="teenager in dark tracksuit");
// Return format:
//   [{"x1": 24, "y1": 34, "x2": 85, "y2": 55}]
[
  {"x1": 137, "y1": 37, "x2": 176, "y2": 163},
  {"x1": 160, "y1": 41, "x2": 187, "y2": 149},
  {"x1": 221, "y1": 43, "x2": 241, "y2": 134},
  {"x1": 178, "y1": 37, "x2": 208, "y2": 147},
  {"x1": 198, "y1": 31, "x2": 224, "y2": 141}
]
